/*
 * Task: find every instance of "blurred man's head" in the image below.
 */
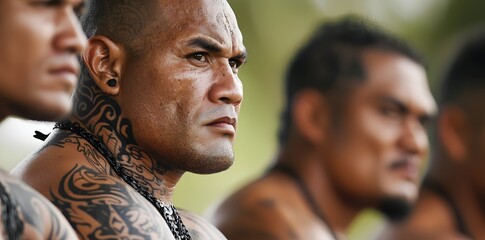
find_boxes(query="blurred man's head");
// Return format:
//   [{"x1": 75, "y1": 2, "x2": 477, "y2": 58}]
[
  {"x1": 280, "y1": 16, "x2": 436, "y2": 219},
  {"x1": 433, "y1": 32, "x2": 485, "y2": 203},
  {"x1": 0, "y1": 0, "x2": 86, "y2": 121},
  {"x1": 76, "y1": 0, "x2": 246, "y2": 173}
]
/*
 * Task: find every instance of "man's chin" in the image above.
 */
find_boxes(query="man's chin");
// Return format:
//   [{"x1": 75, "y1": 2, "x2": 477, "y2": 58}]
[
  {"x1": 182, "y1": 146, "x2": 235, "y2": 174},
  {"x1": 187, "y1": 155, "x2": 234, "y2": 174},
  {"x1": 12, "y1": 101, "x2": 70, "y2": 122},
  {"x1": 376, "y1": 197, "x2": 413, "y2": 222}
]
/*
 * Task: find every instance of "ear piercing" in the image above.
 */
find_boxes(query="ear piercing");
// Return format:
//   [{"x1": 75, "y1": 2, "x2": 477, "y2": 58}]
[{"x1": 107, "y1": 79, "x2": 117, "y2": 87}]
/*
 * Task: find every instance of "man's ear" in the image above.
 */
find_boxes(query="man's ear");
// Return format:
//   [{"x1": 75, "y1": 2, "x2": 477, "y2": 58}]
[
  {"x1": 292, "y1": 89, "x2": 329, "y2": 146},
  {"x1": 439, "y1": 106, "x2": 469, "y2": 162},
  {"x1": 82, "y1": 35, "x2": 125, "y2": 95}
]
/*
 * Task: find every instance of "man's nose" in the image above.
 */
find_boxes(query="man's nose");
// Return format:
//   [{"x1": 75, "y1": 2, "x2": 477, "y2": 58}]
[
  {"x1": 209, "y1": 64, "x2": 243, "y2": 106},
  {"x1": 399, "y1": 120, "x2": 429, "y2": 155},
  {"x1": 54, "y1": 8, "x2": 87, "y2": 54}
]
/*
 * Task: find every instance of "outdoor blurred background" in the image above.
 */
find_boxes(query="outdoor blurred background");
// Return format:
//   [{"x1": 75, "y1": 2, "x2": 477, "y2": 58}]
[{"x1": 1, "y1": 0, "x2": 484, "y2": 238}]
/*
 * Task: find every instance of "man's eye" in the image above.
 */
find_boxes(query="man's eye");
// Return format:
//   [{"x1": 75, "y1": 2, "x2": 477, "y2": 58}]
[
  {"x1": 74, "y1": 3, "x2": 86, "y2": 18},
  {"x1": 380, "y1": 106, "x2": 402, "y2": 118},
  {"x1": 229, "y1": 59, "x2": 240, "y2": 69},
  {"x1": 32, "y1": 0, "x2": 62, "y2": 7},
  {"x1": 418, "y1": 115, "x2": 431, "y2": 128},
  {"x1": 191, "y1": 53, "x2": 208, "y2": 62}
]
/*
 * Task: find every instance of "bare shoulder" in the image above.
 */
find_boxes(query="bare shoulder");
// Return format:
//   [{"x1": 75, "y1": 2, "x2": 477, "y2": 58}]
[
  {"x1": 11, "y1": 131, "x2": 174, "y2": 239},
  {"x1": 0, "y1": 171, "x2": 78, "y2": 239},
  {"x1": 11, "y1": 130, "x2": 109, "y2": 195},
  {"x1": 208, "y1": 173, "x2": 303, "y2": 240},
  {"x1": 178, "y1": 209, "x2": 226, "y2": 240},
  {"x1": 50, "y1": 164, "x2": 174, "y2": 239}
]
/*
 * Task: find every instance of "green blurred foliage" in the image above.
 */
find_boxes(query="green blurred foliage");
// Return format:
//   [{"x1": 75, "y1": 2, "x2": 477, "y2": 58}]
[{"x1": 173, "y1": 0, "x2": 485, "y2": 239}]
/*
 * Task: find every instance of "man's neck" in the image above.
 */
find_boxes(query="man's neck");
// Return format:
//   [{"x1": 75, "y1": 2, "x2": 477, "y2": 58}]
[
  {"x1": 69, "y1": 114, "x2": 183, "y2": 203},
  {"x1": 70, "y1": 78, "x2": 183, "y2": 204},
  {"x1": 277, "y1": 143, "x2": 361, "y2": 236}
]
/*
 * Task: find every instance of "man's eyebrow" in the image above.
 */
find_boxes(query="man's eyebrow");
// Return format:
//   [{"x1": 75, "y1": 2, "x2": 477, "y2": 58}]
[
  {"x1": 67, "y1": 0, "x2": 84, "y2": 6},
  {"x1": 187, "y1": 37, "x2": 248, "y2": 60},
  {"x1": 234, "y1": 50, "x2": 248, "y2": 60},
  {"x1": 380, "y1": 95, "x2": 435, "y2": 122},
  {"x1": 187, "y1": 37, "x2": 223, "y2": 53}
]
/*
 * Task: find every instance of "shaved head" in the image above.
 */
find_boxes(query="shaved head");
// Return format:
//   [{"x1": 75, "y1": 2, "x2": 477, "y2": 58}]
[
  {"x1": 74, "y1": 0, "x2": 245, "y2": 173},
  {"x1": 81, "y1": 0, "x2": 157, "y2": 57}
]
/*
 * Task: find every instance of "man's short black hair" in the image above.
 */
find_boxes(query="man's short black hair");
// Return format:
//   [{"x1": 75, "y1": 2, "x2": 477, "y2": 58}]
[
  {"x1": 80, "y1": 0, "x2": 155, "y2": 57},
  {"x1": 279, "y1": 15, "x2": 424, "y2": 144},
  {"x1": 74, "y1": 0, "x2": 158, "y2": 117},
  {"x1": 439, "y1": 32, "x2": 485, "y2": 105}
]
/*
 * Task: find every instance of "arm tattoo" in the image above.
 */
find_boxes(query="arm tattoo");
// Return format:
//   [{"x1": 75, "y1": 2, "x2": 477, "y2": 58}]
[
  {"x1": 0, "y1": 180, "x2": 23, "y2": 239},
  {"x1": 1, "y1": 175, "x2": 73, "y2": 239},
  {"x1": 51, "y1": 165, "x2": 164, "y2": 239}
]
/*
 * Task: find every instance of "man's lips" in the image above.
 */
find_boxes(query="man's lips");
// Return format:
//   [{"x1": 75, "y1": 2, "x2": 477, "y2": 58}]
[
  {"x1": 49, "y1": 55, "x2": 80, "y2": 75},
  {"x1": 47, "y1": 56, "x2": 80, "y2": 92},
  {"x1": 205, "y1": 116, "x2": 237, "y2": 135},
  {"x1": 389, "y1": 158, "x2": 420, "y2": 181}
]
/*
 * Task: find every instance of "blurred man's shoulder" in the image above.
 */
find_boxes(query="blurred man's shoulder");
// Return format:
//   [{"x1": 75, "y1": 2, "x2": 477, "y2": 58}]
[{"x1": 208, "y1": 172, "x2": 320, "y2": 239}]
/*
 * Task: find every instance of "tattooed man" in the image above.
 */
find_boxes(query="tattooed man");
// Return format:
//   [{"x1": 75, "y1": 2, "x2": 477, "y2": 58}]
[
  {"x1": 0, "y1": 0, "x2": 86, "y2": 239},
  {"x1": 209, "y1": 16, "x2": 436, "y2": 240},
  {"x1": 12, "y1": 0, "x2": 246, "y2": 239}
]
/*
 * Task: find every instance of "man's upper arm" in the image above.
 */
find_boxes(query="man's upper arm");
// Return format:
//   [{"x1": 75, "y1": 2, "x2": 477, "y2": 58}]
[
  {"x1": 50, "y1": 165, "x2": 171, "y2": 240},
  {"x1": 0, "y1": 173, "x2": 78, "y2": 240}
]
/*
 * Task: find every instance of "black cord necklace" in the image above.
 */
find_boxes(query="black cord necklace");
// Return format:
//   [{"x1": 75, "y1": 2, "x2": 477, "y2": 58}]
[
  {"x1": 54, "y1": 120, "x2": 191, "y2": 240},
  {"x1": 272, "y1": 164, "x2": 338, "y2": 240}
]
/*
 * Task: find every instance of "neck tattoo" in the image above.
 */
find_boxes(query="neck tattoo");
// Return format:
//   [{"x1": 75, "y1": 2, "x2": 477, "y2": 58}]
[
  {"x1": 54, "y1": 120, "x2": 191, "y2": 240},
  {"x1": 272, "y1": 164, "x2": 338, "y2": 240}
]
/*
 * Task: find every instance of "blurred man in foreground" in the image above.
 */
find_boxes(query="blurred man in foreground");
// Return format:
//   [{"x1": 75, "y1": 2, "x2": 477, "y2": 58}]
[
  {"x1": 209, "y1": 16, "x2": 436, "y2": 239},
  {"x1": 0, "y1": 0, "x2": 86, "y2": 238}
]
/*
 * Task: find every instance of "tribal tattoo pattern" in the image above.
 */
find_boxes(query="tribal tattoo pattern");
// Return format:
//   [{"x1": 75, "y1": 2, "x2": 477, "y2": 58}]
[
  {"x1": 0, "y1": 173, "x2": 73, "y2": 239},
  {"x1": 44, "y1": 69, "x2": 175, "y2": 238},
  {"x1": 44, "y1": 37, "x2": 186, "y2": 239},
  {"x1": 51, "y1": 165, "x2": 164, "y2": 239},
  {"x1": 43, "y1": 2, "x2": 224, "y2": 237},
  {"x1": 73, "y1": 65, "x2": 169, "y2": 199}
]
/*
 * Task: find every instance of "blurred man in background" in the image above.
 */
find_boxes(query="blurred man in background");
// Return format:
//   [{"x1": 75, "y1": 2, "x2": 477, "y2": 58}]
[
  {"x1": 0, "y1": 0, "x2": 86, "y2": 239},
  {"x1": 209, "y1": 16, "x2": 436, "y2": 239},
  {"x1": 12, "y1": 0, "x2": 246, "y2": 239},
  {"x1": 382, "y1": 31, "x2": 485, "y2": 240}
]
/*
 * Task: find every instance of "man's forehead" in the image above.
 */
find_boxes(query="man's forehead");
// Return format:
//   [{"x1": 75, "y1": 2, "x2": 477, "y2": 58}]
[
  {"x1": 161, "y1": 0, "x2": 237, "y2": 26},
  {"x1": 361, "y1": 51, "x2": 437, "y2": 115},
  {"x1": 161, "y1": 0, "x2": 244, "y2": 52}
]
